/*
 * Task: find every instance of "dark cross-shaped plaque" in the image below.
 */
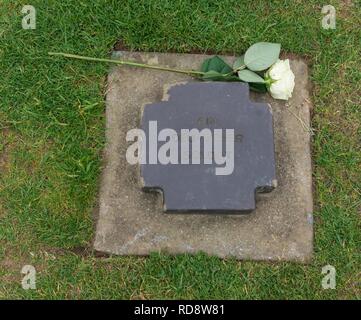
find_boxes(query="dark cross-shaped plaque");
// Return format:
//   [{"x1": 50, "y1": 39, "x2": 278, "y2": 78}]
[{"x1": 140, "y1": 82, "x2": 276, "y2": 213}]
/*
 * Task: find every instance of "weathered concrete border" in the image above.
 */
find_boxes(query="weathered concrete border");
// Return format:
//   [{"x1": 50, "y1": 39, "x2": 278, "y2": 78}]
[{"x1": 94, "y1": 51, "x2": 313, "y2": 262}]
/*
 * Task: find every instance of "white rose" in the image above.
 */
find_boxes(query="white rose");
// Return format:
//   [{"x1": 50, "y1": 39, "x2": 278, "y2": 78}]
[{"x1": 266, "y1": 59, "x2": 295, "y2": 100}]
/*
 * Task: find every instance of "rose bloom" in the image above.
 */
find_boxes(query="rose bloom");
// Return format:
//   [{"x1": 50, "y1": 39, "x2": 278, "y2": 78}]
[{"x1": 266, "y1": 59, "x2": 295, "y2": 100}]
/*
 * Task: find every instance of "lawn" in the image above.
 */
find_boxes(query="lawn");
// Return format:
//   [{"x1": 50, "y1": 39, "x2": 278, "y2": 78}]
[{"x1": 0, "y1": 0, "x2": 360, "y2": 299}]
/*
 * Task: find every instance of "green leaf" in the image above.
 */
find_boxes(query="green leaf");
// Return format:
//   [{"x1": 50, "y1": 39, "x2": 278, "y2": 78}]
[
  {"x1": 201, "y1": 56, "x2": 233, "y2": 74},
  {"x1": 244, "y1": 42, "x2": 281, "y2": 71},
  {"x1": 201, "y1": 70, "x2": 223, "y2": 80},
  {"x1": 201, "y1": 70, "x2": 240, "y2": 82},
  {"x1": 249, "y1": 83, "x2": 268, "y2": 93},
  {"x1": 237, "y1": 69, "x2": 265, "y2": 83},
  {"x1": 233, "y1": 55, "x2": 245, "y2": 71}
]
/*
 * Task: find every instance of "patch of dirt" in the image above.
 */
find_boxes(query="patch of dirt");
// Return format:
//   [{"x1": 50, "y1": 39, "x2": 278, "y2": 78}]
[
  {"x1": 0, "y1": 128, "x2": 12, "y2": 174},
  {"x1": 341, "y1": 0, "x2": 353, "y2": 6},
  {"x1": 0, "y1": 243, "x2": 62, "y2": 286},
  {"x1": 0, "y1": 128, "x2": 14, "y2": 223},
  {"x1": 338, "y1": 0, "x2": 358, "y2": 20},
  {"x1": 113, "y1": 39, "x2": 129, "y2": 52},
  {"x1": 0, "y1": 243, "x2": 30, "y2": 284},
  {"x1": 44, "y1": 245, "x2": 111, "y2": 258}
]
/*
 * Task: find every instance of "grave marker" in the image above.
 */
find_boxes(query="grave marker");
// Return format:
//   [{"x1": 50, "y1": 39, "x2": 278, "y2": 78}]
[{"x1": 140, "y1": 82, "x2": 277, "y2": 213}]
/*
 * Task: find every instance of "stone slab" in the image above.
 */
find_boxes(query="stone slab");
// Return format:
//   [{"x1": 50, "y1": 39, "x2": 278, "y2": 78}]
[
  {"x1": 94, "y1": 51, "x2": 313, "y2": 262},
  {"x1": 141, "y1": 82, "x2": 277, "y2": 212}
]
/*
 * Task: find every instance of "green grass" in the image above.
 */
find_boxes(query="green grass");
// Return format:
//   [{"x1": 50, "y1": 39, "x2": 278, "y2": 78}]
[{"x1": 0, "y1": 0, "x2": 360, "y2": 299}]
